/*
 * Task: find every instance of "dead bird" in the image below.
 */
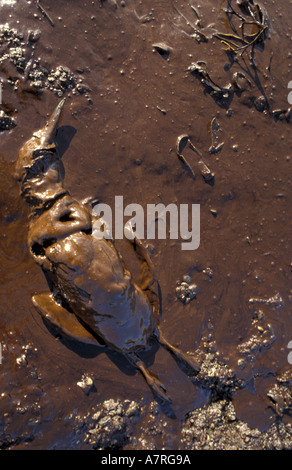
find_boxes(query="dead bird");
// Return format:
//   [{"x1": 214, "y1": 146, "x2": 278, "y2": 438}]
[{"x1": 15, "y1": 99, "x2": 200, "y2": 403}]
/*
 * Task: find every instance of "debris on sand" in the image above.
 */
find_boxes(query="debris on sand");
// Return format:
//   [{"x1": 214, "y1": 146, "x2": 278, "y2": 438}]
[
  {"x1": 214, "y1": 0, "x2": 269, "y2": 59},
  {"x1": 77, "y1": 374, "x2": 95, "y2": 395},
  {"x1": 271, "y1": 108, "x2": 292, "y2": 123},
  {"x1": 188, "y1": 61, "x2": 233, "y2": 109},
  {"x1": 267, "y1": 369, "x2": 292, "y2": 417},
  {"x1": 208, "y1": 117, "x2": 224, "y2": 154},
  {"x1": 194, "y1": 353, "x2": 244, "y2": 400},
  {"x1": 172, "y1": 4, "x2": 209, "y2": 44},
  {"x1": 197, "y1": 159, "x2": 215, "y2": 185},
  {"x1": 175, "y1": 134, "x2": 197, "y2": 179},
  {"x1": 0, "y1": 23, "x2": 91, "y2": 100},
  {"x1": 236, "y1": 310, "x2": 276, "y2": 369},
  {"x1": 0, "y1": 110, "x2": 16, "y2": 131},
  {"x1": 176, "y1": 279, "x2": 198, "y2": 304},
  {"x1": 181, "y1": 399, "x2": 292, "y2": 450},
  {"x1": 152, "y1": 42, "x2": 172, "y2": 59},
  {"x1": 175, "y1": 134, "x2": 215, "y2": 184},
  {"x1": 37, "y1": 0, "x2": 55, "y2": 27},
  {"x1": 73, "y1": 399, "x2": 141, "y2": 449},
  {"x1": 248, "y1": 292, "x2": 284, "y2": 308},
  {"x1": 187, "y1": 2, "x2": 274, "y2": 114}
]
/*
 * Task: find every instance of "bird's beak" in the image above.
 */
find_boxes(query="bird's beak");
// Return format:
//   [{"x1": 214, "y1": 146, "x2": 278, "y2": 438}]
[{"x1": 38, "y1": 98, "x2": 66, "y2": 148}]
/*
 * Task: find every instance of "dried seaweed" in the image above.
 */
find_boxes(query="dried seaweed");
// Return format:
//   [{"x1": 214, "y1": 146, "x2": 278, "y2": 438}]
[
  {"x1": 214, "y1": 0, "x2": 268, "y2": 59},
  {"x1": 188, "y1": 1, "x2": 273, "y2": 113}
]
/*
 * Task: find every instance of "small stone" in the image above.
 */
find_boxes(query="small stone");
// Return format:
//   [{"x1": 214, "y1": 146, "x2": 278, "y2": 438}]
[
  {"x1": 203, "y1": 267, "x2": 214, "y2": 279},
  {"x1": 210, "y1": 209, "x2": 217, "y2": 217},
  {"x1": 152, "y1": 42, "x2": 172, "y2": 58},
  {"x1": 77, "y1": 374, "x2": 94, "y2": 394},
  {"x1": 176, "y1": 279, "x2": 198, "y2": 304},
  {"x1": 257, "y1": 310, "x2": 265, "y2": 321},
  {"x1": 254, "y1": 95, "x2": 267, "y2": 112},
  {"x1": 0, "y1": 110, "x2": 16, "y2": 131},
  {"x1": 16, "y1": 354, "x2": 27, "y2": 366},
  {"x1": 28, "y1": 29, "x2": 41, "y2": 43},
  {"x1": 237, "y1": 358, "x2": 245, "y2": 368}
]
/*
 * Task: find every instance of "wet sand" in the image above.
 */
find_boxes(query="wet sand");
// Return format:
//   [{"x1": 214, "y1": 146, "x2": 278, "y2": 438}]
[{"x1": 0, "y1": 0, "x2": 291, "y2": 449}]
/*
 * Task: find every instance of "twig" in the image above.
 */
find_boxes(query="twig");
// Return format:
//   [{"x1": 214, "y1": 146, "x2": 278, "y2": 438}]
[
  {"x1": 191, "y1": 5, "x2": 200, "y2": 20},
  {"x1": 37, "y1": 0, "x2": 55, "y2": 27}
]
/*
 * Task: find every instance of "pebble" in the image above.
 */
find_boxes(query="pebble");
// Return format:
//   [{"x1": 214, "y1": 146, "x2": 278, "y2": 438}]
[
  {"x1": 77, "y1": 374, "x2": 94, "y2": 394},
  {"x1": 176, "y1": 280, "x2": 198, "y2": 304}
]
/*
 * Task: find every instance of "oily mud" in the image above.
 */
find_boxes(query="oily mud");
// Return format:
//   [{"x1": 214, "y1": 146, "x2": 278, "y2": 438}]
[{"x1": 0, "y1": 0, "x2": 291, "y2": 450}]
